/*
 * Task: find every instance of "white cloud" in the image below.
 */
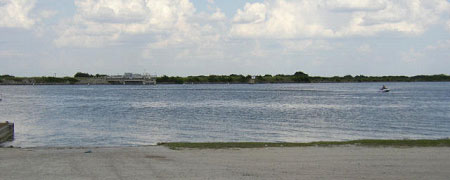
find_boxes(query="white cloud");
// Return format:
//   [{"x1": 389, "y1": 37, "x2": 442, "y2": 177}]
[
  {"x1": 55, "y1": 0, "x2": 198, "y2": 47},
  {"x1": 47, "y1": 0, "x2": 450, "y2": 76},
  {"x1": 143, "y1": 22, "x2": 225, "y2": 60},
  {"x1": 75, "y1": 0, "x2": 195, "y2": 31},
  {"x1": 342, "y1": 0, "x2": 450, "y2": 36},
  {"x1": 233, "y1": 3, "x2": 267, "y2": 24},
  {"x1": 325, "y1": 0, "x2": 387, "y2": 12},
  {"x1": 230, "y1": 0, "x2": 450, "y2": 38},
  {"x1": 231, "y1": 1, "x2": 336, "y2": 38},
  {"x1": 38, "y1": 10, "x2": 57, "y2": 19},
  {"x1": 54, "y1": 20, "x2": 123, "y2": 47},
  {"x1": 209, "y1": 8, "x2": 226, "y2": 21},
  {"x1": 0, "y1": 0, "x2": 36, "y2": 29}
]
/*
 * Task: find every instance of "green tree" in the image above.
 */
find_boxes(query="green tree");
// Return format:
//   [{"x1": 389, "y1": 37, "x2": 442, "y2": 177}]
[
  {"x1": 74, "y1": 72, "x2": 93, "y2": 78},
  {"x1": 294, "y1": 71, "x2": 308, "y2": 76},
  {"x1": 292, "y1": 71, "x2": 310, "y2": 83},
  {"x1": 157, "y1": 75, "x2": 170, "y2": 83},
  {"x1": 95, "y1": 74, "x2": 107, "y2": 78}
]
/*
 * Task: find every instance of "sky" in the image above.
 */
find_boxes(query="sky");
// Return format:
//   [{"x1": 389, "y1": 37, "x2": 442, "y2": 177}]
[{"x1": 0, "y1": 0, "x2": 449, "y2": 77}]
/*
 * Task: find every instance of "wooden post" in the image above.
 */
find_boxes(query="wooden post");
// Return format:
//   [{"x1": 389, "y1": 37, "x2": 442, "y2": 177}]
[{"x1": 0, "y1": 122, "x2": 14, "y2": 143}]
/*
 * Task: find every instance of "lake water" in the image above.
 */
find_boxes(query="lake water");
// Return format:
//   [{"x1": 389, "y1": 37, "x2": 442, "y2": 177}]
[{"x1": 0, "y1": 82, "x2": 449, "y2": 147}]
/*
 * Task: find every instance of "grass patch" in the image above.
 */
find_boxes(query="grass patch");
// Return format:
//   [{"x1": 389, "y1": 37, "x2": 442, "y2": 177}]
[{"x1": 158, "y1": 139, "x2": 450, "y2": 150}]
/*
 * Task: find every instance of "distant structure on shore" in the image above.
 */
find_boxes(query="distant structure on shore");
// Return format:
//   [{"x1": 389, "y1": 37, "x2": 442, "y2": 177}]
[
  {"x1": 106, "y1": 73, "x2": 157, "y2": 85},
  {"x1": 249, "y1": 76, "x2": 256, "y2": 84}
]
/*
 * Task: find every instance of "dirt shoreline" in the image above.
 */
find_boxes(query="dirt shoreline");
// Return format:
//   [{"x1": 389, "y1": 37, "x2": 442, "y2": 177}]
[{"x1": 1, "y1": 146, "x2": 449, "y2": 179}]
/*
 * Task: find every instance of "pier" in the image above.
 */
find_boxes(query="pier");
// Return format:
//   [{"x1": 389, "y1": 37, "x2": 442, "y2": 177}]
[
  {"x1": 106, "y1": 73, "x2": 156, "y2": 85},
  {"x1": 0, "y1": 122, "x2": 14, "y2": 143}
]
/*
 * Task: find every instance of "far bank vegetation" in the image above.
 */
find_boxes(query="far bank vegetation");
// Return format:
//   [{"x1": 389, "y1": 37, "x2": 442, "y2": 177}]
[
  {"x1": 1, "y1": 72, "x2": 449, "y2": 85},
  {"x1": 155, "y1": 72, "x2": 450, "y2": 84}
]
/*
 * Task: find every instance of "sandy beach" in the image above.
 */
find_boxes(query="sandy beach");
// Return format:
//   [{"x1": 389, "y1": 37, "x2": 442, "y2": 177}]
[{"x1": 1, "y1": 146, "x2": 449, "y2": 180}]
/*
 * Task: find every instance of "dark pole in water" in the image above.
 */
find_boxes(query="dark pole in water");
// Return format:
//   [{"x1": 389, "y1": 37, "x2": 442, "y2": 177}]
[{"x1": 0, "y1": 121, "x2": 14, "y2": 143}]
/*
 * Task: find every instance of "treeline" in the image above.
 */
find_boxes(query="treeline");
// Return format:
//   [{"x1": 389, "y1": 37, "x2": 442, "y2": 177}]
[
  {"x1": 309, "y1": 74, "x2": 450, "y2": 83},
  {"x1": 0, "y1": 75, "x2": 79, "y2": 84},
  {"x1": 156, "y1": 71, "x2": 311, "y2": 84},
  {"x1": 74, "y1": 72, "x2": 107, "y2": 78},
  {"x1": 1, "y1": 72, "x2": 449, "y2": 85},
  {"x1": 156, "y1": 72, "x2": 450, "y2": 84}
]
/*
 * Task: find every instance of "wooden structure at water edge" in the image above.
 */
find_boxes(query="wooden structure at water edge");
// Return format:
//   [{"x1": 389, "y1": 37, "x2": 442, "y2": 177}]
[
  {"x1": 106, "y1": 73, "x2": 157, "y2": 85},
  {"x1": 0, "y1": 121, "x2": 14, "y2": 143}
]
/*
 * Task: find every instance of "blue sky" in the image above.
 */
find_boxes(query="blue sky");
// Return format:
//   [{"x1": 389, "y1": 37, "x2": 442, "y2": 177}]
[{"x1": 0, "y1": 0, "x2": 449, "y2": 77}]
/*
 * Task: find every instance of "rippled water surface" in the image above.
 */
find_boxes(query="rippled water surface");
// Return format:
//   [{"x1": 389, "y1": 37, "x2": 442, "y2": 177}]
[{"x1": 1, "y1": 82, "x2": 449, "y2": 147}]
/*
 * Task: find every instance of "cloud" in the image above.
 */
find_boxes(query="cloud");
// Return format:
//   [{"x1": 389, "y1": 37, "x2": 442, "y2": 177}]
[
  {"x1": 209, "y1": 8, "x2": 226, "y2": 21},
  {"x1": 49, "y1": 0, "x2": 450, "y2": 76},
  {"x1": 143, "y1": 22, "x2": 225, "y2": 60},
  {"x1": 54, "y1": 20, "x2": 123, "y2": 47},
  {"x1": 233, "y1": 3, "x2": 267, "y2": 24},
  {"x1": 55, "y1": 0, "x2": 198, "y2": 47},
  {"x1": 231, "y1": 1, "x2": 336, "y2": 38},
  {"x1": 38, "y1": 10, "x2": 57, "y2": 19},
  {"x1": 54, "y1": 0, "x2": 231, "y2": 50},
  {"x1": 75, "y1": 0, "x2": 196, "y2": 29},
  {"x1": 0, "y1": 0, "x2": 36, "y2": 29},
  {"x1": 230, "y1": 0, "x2": 450, "y2": 38},
  {"x1": 325, "y1": 0, "x2": 387, "y2": 12}
]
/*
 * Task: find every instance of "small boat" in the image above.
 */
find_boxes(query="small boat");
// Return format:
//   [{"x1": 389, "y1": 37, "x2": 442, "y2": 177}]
[{"x1": 380, "y1": 85, "x2": 389, "y2": 92}]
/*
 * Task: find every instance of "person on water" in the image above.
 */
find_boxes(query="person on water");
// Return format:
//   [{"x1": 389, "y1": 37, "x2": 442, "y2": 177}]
[{"x1": 381, "y1": 85, "x2": 387, "y2": 90}]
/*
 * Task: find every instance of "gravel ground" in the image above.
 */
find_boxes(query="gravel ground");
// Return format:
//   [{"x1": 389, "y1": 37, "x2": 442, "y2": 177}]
[{"x1": 1, "y1": 146, "x2": 449, "y2": 180}]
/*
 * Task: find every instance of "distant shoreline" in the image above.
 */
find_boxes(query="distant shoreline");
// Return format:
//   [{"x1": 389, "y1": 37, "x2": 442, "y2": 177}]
[
  {"x1": 1, "y1": 78, "x2": 449, "y2": 85},
  {"x1": 1, "y1": 81, "x2": 449, "y2": 85},
  {"x1": 1, "y1": 73, "x2": 449, "y2": 85}
]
